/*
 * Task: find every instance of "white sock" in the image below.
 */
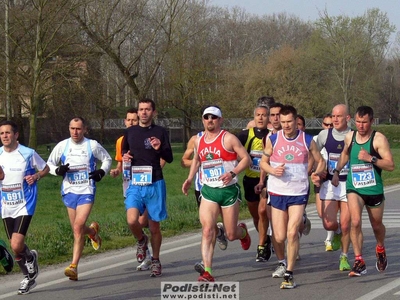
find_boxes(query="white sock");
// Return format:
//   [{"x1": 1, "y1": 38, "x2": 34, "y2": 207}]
[{"x1": 326, "y1": 230, "x2": 334, "y2": 241}]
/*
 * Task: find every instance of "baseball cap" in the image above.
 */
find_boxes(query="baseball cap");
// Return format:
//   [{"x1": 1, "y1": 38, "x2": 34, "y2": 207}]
[{"x1": 202, "y1": 106, "x2": 222, "y2": 118}]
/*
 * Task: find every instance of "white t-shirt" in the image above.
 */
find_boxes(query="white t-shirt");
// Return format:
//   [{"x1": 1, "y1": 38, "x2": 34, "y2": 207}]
[
  {"x1": 0, "y1": 144, "x2": 47, "y2": 218},
  {"x1": 47, "y1": 137, "x2": 112, "y2": 196}
]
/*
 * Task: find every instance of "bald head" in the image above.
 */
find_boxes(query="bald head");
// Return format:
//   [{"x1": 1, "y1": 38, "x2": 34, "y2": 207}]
[{"x1": 331, "y1": 104, "x2": 350, "y2": 131}]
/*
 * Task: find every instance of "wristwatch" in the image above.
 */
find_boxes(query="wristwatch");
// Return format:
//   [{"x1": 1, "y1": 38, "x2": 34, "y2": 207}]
[
  {"x1": 333, "y1": 169, "x2": 340, "y2": 174},
  {"x1": 371, "y1": 156, "x2": 378, "y2": 164},
  {"x1": 229, "y1": 171, "x2": 237, "y2": 178}
]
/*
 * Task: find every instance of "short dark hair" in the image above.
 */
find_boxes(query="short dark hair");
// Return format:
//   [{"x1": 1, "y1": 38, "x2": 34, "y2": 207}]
[
  {"x1": 297, "y1": 114, "x2": 305, "y2": 126},
  {"x1": 127, "y1": 107, "x2": 138, "y2": 114},
  {"x1": 0, "y1": 120, "x2": 19, "y2": 133},
  {"x1": 257, "y1": 96, "x2": 275, "y2": 109},
  {"x1": 139, "y1": 98, "x2": 156, "y2": 111},
  {"x1": 280, "y1": 105, "x2": 297, "y2": 119},
  {"x1": 356, "y1": 106, "x2": 374, "y2": 121},
  {"x1": 269, "y1": 102, "x2": 284, "y2": 110},
  {"x1": 323, "y1": 113, "x2": 332, "y2": 119},
  {"x1": 71, "y1": 116, "x2": 87, "y2": 127}
]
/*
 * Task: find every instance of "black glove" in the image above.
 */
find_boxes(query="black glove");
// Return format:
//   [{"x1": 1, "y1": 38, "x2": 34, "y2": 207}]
[
  {"x1": 89, "y1": 169, "x2": 105, "y2": 182},
  {"x1": 55, "y1": 163, "x2": 70, "y2": 176}
]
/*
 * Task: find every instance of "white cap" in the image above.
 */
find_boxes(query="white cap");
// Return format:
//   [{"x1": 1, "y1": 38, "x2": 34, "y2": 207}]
[{"x1": 202, "y1": 106, "x2": 222, "y2": 118}]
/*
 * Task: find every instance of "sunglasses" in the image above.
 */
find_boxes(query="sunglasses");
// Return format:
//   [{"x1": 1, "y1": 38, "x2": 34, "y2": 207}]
[
  {"x1": 203, "y1": 114, "x2": 219, "y2": 120},
  {"x1": 323, "y1": 122, "x2": 333, "y2": 127}
]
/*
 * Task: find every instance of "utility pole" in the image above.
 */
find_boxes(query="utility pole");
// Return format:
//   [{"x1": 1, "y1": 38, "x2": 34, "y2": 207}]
[{"x1": 5, "y1": 0, "x2": 12, "y2": 119}]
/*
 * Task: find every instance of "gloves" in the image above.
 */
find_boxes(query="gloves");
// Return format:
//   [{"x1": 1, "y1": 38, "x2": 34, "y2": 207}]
[
  {"x1": 55, "y1": 164, "x2": 70, "y2": 176},
  {"x1": 89, "y1": 169, "x2": 105, "y2": 182}
]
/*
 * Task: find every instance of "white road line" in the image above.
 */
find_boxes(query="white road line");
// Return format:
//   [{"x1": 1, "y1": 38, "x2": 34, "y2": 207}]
[{"x1": 355, "y1": 278, "x2": 400, "y2": 300}]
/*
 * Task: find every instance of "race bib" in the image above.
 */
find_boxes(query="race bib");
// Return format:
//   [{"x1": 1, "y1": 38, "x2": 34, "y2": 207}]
[
  {"x1": 202, "y1": 159, "x2": 225, "y2": 184},
  {"x1": 131, "y1": 166, "x2": 152, "y2": 186},
  {"x1": 123, "y1": 162, "x2": 131, "y2": 182},
  {"x1": 1, "y1": 183, "x2": 25, "y2": 206},
  {"x1": 328, "y1": 153, "x2": 349, "y2": 175},
  {"x1": 351, "y1": 163, "x2": 376, "y2": 188},
  {"x1": 67, "y1": 164, "x2": 90, "y2": 186},
  {"x1": 249, "y1": 150, "x2": 262, "y2": 173}
]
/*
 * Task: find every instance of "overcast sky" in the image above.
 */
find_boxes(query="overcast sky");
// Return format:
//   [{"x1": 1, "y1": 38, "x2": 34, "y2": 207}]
[{"x1": 210, "y1": 0, "x2": 399, "y2": 42}]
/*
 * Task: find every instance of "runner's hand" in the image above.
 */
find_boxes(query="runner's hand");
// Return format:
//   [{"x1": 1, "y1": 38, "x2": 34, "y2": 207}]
[
  {"x1": 55, "y1": 164, "x2": 70, "y2": 176},
  {"x1": 89, "y1": 169, "x2": 105, "y2": 182}
]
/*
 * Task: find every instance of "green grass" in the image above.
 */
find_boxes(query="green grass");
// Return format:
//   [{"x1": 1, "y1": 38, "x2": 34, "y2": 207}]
[{"x1": 1, "y1": 142, "x2": 398, "y2": 274}]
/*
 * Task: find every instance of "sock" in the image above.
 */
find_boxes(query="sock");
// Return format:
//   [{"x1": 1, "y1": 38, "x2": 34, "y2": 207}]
[
  {"x1": 69, "y1": 263, "x2": 77, "y2": 269},
  {"x1": 241, "y1": 227, "x2": 247, "y2": 239},
  {"x1": 266, "y1": 235, "x2": 271, "y2": 244},
  {"x1": 217, "y1": 227, "x2": 223, "y2": 238},
  {"x1": 355, "y1": 255, "x2": 363, "y2": 261},
  {"x1": 278, "y1": 259, "x2": 286, "y2": 266},
  {"x1": 258, "y1": 245, "x2": 265, "y2": 249},
  {"x1": 267, "y1": 227, "x2": 272, "y2": 236},
  {"x1": 326, "y1": 230, "x2": 334, "y2": 241},
  {"x1": 22, "y1": 245, "x2": 33, "y2": 262},
  {"x1": 285, "y1": 270, "x2": 293, "y2": 275},
  {"x1": 16, "y1": 256, "x2": 28, "y2": 275},
  {"x1": 340, "y1": 252, "x2": 348, "y2": 258},
  {"x1": 151, "y1": 257, "x2": 159, "y2": 262},
  {"x1": 205, "y1": 267, "x2": 212, "y2": 275},
  {"x1": 376, "y1": 245, "x2": 385, "y2": 253}
]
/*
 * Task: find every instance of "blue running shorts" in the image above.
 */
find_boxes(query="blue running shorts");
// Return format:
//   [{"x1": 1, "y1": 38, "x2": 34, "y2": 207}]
[{"x1": 125, "y1": 179, "x2": 167, "y2": 222}]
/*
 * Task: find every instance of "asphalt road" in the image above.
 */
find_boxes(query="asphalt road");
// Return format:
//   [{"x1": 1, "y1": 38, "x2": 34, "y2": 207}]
[{"x1": 1, "y1": 184, "x2": 400, "y2": 300}]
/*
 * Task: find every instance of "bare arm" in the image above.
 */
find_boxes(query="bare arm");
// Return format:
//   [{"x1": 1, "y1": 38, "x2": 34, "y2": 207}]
[
  {"x1": 331, "y1": 131, "x2": 352, "y2": 186},
  {"x1": 364, "y1": 132, "x2": 394, "y2": 171},
  {"x1": 182, "y1": 136, "x2": 201, "y2": 195},
  {"x1": 260, "y1": 138, "x2": 285, "y2": 177},
  {"x1": 181, "y1": 135, "x2": 197, "y2": 168}
]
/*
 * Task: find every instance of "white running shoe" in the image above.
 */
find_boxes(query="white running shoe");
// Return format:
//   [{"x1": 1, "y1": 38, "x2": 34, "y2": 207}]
[
  {"x1": 137, "y1": 249, "x2": 152, "y2": 271},
  {"x1": 272, "y1": 263, "x2": 286, "y2": 278}
]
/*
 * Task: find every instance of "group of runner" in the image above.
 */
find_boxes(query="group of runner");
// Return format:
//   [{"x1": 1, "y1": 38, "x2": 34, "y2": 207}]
[{"x1": 0, "y1": 97, "x2": 395, "y2": 293}]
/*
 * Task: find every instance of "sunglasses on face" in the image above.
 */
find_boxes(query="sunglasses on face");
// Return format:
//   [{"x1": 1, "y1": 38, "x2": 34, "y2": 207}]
[
  {"x1": 203, "y1": 114, "x2": 219, "y2": 120},
  {"x1": 323, "y1": 122, "x2": 333, "y2": 127}
]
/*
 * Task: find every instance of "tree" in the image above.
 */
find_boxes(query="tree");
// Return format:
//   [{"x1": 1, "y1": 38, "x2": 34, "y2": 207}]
[
  {"x1": 73, "y1": 0, "x2": 196, "y2": 104},
  {"x1": 312, "y1": 8, "x2": 395, "y2": 114},
  {"x1": 1, "y1": 0, "x2": 83, "y2": 148}
]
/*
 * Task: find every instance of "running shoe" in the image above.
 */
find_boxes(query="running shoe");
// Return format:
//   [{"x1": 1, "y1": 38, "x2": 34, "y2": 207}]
[
  {"x1": 25, "y1": 250, "x2": 39, "y2": 280},
  {"x1": 136, "y1": 234, "x2": 149, "y2": 263},
  {"x1": 325, "y1": 240, "x2": 333, "y2": 251},
  {"x1": 150, "y1": 259, "x2": 162, "y2": 277},
  {"x1": 238, "y1": 223, "x2": 251, "y2": 250},
  {"x1": 280, "y1": 273, "x2": 296, "y2": 289},
  {"x1": 339, "y1": 255, "x2": 351, "y2": 271},
  {"x1": 331, "y1": 232, "x2": 342, "y2": 251},
  {"x1": 64, "y1": 264, "x2": 78, "y2": 281},
  {"x1": 348, "y1": 259, "x2": 367, "y2": 277},
  {"x1": 137, "y1": 249, "x2": 151, "y2": 271},
  {"x1": 0, "y1": 239, "x2": 14, "y2": 273},
  {"x1": 272, "y1": 262, "x2": 286, "y2": 278},
  {"x1": 264, "y1": 235, "x2": 272, "y2": 261},
  {"x1": 18, "y1": 276, "x2": 37, "y2": 295},
  {"x1": 88, "y1": 221, "x2": 102, "y2": 250},
  {"x1": 256, "y1": 245, "x2": 269, "y2": 262},
  {"x1": 198, "y1": 271, "x2": 215, "y2": 282},
  {"x1": 194, "y1": 261, "x2": 205, "y2": 275},
  {"x1": 376, "y1": 248, "x2": 388, "y2": 272},
  {"x1": 216, "y1": 222, "x2": 228, "y2": 250},
  {"x1": 137, "y1": 257, "x2": 152, "y2": 271},
  {"x1": 302, "y1": 213, "x2": 311, "y2": 236}
]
